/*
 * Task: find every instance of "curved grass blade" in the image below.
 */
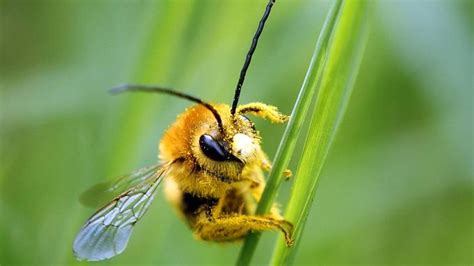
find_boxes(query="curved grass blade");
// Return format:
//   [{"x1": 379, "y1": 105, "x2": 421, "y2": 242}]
[
  {"x1": 236, "y1": 1, "x2": 344, "y2": 265},
  {"x1": 270, "y1": 1, "x2": 370, "y2": 265}
]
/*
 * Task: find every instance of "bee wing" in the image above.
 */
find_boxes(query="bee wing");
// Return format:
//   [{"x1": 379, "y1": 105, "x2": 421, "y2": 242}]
[
  {"x1": 73, "y1": 166, "x2": 168, "y2": 261},
  {"x1": 79, "y1": 164, "x2": 161, "y2": 208}
]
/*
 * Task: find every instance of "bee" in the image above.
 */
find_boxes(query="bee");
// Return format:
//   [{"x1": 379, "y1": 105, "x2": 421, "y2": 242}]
[{"x1": 73, "y1": 0, "x2": 293, "y2": 261}]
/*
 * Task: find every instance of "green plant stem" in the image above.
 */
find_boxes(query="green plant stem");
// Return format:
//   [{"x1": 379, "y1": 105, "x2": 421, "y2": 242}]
[
  {"x1": 270, "y1": 1, "x2": 369, "y2": 265},
  {"x1": 235, "y1": 1, "x2": 343, "y2": 265}
]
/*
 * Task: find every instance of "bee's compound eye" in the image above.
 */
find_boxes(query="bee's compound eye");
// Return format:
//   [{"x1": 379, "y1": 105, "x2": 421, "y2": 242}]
[{"x1": 199, "y1": 134, "x2": 228, "y2": 161}]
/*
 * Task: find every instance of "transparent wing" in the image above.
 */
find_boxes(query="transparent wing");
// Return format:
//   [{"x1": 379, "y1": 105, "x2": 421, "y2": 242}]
[
  {"x1": 79, "y1": 164, "x2": 161, "y2": 208},
  {"x1": 73, "y1": 166, "x2": 167, "y2": 261}
]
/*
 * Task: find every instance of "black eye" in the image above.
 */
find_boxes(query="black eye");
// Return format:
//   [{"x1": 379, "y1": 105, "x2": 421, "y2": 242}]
[{"x1": 199, "y1": 134, "x2": 237, "y2": 162}]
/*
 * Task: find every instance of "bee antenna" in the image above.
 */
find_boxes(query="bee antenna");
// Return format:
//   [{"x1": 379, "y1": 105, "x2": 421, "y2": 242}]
[
  {"x1": 110, "y1": 84, "x2": 224, "y2": 130},
  {"x1": 230, "y1": 0, "x2": 276, "y2": 116}
]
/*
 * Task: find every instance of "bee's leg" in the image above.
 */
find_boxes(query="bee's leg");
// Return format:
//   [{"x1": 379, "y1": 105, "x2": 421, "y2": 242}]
[
  {"x1": 262, "y1": 164, "x2": 293, "y2": 180},
  {"x1": 193, "y1": 213, "x2": 294, "y2": 246},
  {"x1": 236, "y1": 102, "x2": 289, "y2": 124},
  {"x1": 258, "y1": 150, "x2": 292, "y2": 180},
  {"x1": 260, "y1": 152, "x2": 272, "y2": 172}
]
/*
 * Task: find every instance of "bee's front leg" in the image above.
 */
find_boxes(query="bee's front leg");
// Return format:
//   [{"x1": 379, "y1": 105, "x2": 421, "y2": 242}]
[
  {"x1": 236, "y1": 102, "x2": 289, "y2": 124},
  {"x1": 258, "y1": 150, "x2": 292, "y2": 180},
  {"x1": 262, "y1": 162, "x2": 292, "y2": 180},
  {"x1": 193, "y1": 213, "x2": 294, "y2": 247}
]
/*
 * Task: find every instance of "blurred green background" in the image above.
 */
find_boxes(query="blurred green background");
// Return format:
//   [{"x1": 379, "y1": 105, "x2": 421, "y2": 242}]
[{"x1": 0, "y1": 0, "x2": 472, "y2": 265}]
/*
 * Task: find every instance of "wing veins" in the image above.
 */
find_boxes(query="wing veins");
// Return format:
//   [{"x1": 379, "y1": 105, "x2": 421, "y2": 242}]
[{"x1": 73, "y1": 165, "x2": 170, "y2": 261}]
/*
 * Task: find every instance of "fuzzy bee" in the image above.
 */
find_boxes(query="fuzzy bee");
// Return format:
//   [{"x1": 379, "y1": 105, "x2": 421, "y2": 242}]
[{"x1": 73, "y1": 0, "x2": 293, "y2": 261}]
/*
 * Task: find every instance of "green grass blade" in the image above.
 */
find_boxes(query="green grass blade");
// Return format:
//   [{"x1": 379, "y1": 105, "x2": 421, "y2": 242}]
[
  {"x1": 236, "y1": 1, "x2": 343, "y2": 265},
  {"x1": 270, "y1": 1, "x2": 369, "y2": 265}
]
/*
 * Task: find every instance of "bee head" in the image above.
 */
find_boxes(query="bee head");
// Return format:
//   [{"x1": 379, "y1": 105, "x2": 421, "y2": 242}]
[
  {"x1": 114, "y1": 86, "x2": 266, "y2": 182},
  {"x1": 191, "y1": 104, "x2": 260, "y2": 180}
]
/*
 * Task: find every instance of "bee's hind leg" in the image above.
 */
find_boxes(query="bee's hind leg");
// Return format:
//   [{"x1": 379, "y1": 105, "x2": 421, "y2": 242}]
[{"x1": 193, "y1": 213, "x2": 294, "y2": 246}]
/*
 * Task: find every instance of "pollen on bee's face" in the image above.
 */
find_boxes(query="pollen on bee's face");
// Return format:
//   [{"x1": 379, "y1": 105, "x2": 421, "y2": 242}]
[{"x1": 233, "y1": 133, "x2": 255, "y2": 157}]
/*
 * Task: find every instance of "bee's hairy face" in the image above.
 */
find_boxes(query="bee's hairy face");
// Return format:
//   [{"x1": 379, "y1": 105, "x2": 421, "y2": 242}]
[{"x1": 191, "y1": 109, "x2": 260, "y2": 180}]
